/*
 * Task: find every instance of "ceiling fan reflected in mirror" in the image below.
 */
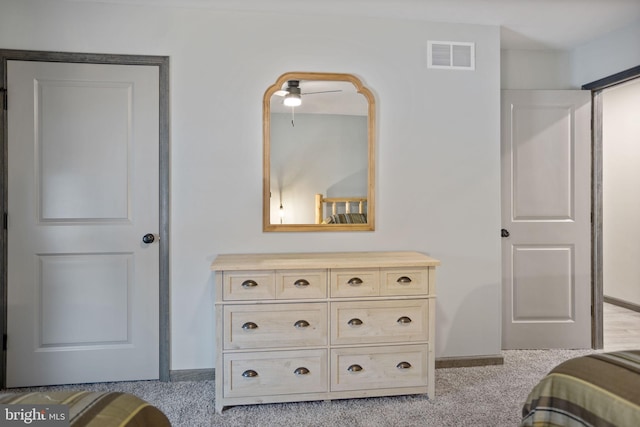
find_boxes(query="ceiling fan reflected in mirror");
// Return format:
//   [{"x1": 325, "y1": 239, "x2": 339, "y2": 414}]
[{"x1": 274, "y1": 80, "x2": 342, "y2": 107}]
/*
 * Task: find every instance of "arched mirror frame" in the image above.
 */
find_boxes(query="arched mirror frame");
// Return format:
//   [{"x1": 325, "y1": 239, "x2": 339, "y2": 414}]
[{"x1": 263, "y1": 71, "x2": 376, "y2": 232}]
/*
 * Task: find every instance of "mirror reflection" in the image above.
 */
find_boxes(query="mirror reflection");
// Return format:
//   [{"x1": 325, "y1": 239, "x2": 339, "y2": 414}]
[{"x1": 263, "y1": 72, "x2": 375, "y2": 231}]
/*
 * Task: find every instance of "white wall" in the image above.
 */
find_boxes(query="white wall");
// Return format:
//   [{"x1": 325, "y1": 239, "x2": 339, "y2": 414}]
[
  {"x1": 502, "y1": 19, "x2": 640, "y2": 90},
  {"x1": 501, "y1": 49, "x2": 572, "y2": 89},
  {"x1": 571, "y1": 19, "x2": 640, "y2": 87},
  {"x1": 0, "y1": 0, "x2": 501, "y2": 370},
  {"x1": 603, "y1": 78, "x2": 640, "y2": 306}
]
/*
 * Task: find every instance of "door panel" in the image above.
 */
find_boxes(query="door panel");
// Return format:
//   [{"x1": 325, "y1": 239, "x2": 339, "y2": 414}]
[
  {"x1": 512, "y1": 105, "x2": 574, "y2": 219},
  {"x1": 7, "y1": 60, "x2": 159, "y2": 387},
  {"x1": 38, "y1": 80, "x2": 131, "y2": 221},
  {"x1": 512, "y1": 246, "x2": 574, "y2": 321},
  {"x1": 502, "y1": 90, "x2": 591, "y2": 349},
  {"x1": 39, "y1": 253, "x2": 131, "y2": 346}
]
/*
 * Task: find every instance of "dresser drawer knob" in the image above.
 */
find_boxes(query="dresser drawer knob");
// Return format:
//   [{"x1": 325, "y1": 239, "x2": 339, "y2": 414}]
[
  {"x1": 294, "y1": 279, "x2": 310, "y2": 288},
  {"x1": 242, "y1": 370, "x2": 258, "y2": 378},
  {"x1": 294, "y1": 367, "x2": 310, "y2": 375},
  {"x1": 347, "y1": 364, "x2": 363, "y2": 373},
  {"x1": 397, "y1": 316, "x2": 412, "y2": 325},
  {"x1": 347, "y1": 277, "x2": 363, "y2": 286},
  {"x1": 294, "y1": 320, "x2": 310, "y2": 328},
  {"x1": 347, "y1": 318, "x2": 363, "y2": 327},
  {"x1": 396, "y1": 361, "x2": 412, "y2": 370},
  {"x1": 397, "y1": 276, "x2": 412, "y2": 284},
  {"x1": 241, "y1": 322, "x2": 258, "y2": 330},
  {"x1": 241, "y1": 280, "x2": 258, "y2": 289}
]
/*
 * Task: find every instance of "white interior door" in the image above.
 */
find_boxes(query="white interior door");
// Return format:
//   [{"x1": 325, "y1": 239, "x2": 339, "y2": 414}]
[
  {"x1": 7, "y1": 60, "x2": 160, "y2": 387},
  {"x1": 501, "y1": 90, "x2": 591, "y2": 349}
]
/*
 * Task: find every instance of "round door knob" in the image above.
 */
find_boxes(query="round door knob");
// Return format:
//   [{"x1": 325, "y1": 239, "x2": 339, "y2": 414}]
[
  {"x1": 501, "y1": 228, "x2": 510, "y2": 238},
  {"x1": 142, "y1": 233, "x2": 155, "y2": 244}
]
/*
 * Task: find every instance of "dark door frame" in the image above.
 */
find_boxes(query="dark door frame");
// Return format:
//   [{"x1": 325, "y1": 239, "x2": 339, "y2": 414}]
[
  {"x1": 0, "y1": 49, "x2": 171, "y2": 386},
  {"x1": 583, "y1": 65, "x2": 640, "y2": 349}
]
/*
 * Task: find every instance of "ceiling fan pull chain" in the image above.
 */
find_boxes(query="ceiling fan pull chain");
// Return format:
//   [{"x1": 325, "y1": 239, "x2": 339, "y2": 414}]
[{"x1": 291, "y1": 106, "x2": 295, "y2": 127}]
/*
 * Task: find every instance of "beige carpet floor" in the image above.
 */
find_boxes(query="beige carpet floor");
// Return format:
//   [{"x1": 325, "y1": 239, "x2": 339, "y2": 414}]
[{"x1": 6, "y1": 349, "x2": 595, "y2": 426}]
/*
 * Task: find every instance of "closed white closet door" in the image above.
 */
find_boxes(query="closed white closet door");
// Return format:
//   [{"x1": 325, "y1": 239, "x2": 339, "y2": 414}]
[
  {"x1": 501, "y1": 90, "x2": 591, "y2": 349},
  {"x1": 7, "y1": 60, "x2": 160, "y2": 387}
]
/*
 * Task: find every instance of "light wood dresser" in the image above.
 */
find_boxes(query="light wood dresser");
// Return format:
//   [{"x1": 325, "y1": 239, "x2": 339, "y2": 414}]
[{"x1": 211, "y1": 251, "x2": 440, "y2": 413}]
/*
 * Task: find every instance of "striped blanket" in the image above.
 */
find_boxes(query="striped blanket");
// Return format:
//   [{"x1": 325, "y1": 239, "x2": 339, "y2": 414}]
[
  {"x1": 0, "y1": 391, "x2": 171, "y2": 426},
  {"x1": 521, "y1": 350, "x2": 640, "y2": 427},
  {"x1": 323, "y1": 213, "x2": 368, "y2": 224}
]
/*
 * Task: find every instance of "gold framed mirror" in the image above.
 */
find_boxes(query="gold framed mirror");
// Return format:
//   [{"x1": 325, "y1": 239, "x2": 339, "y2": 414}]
[{"x1": 263, "y1": 72, "x2": 375, "y2": 232}]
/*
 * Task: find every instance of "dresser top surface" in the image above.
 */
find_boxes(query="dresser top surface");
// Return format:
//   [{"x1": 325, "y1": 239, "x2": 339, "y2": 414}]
[{"x1": 211, "y1": 251, "x2": 440, "y2": 271}]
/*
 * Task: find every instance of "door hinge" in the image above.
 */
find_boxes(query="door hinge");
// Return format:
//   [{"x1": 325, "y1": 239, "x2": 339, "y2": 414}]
[
  {"x1": 0, "y1": 88, "x2": 6, "y2": 111},
  {"x1": 3, "y1": 212, "x2": 7, "y2": 230},
  {"x1": 2, "y1": 334, "x2": 6, "y2": 351}
]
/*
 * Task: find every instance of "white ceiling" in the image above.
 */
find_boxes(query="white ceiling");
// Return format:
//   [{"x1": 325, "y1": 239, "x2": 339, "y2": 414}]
[{"x1": 69, "y1": 0, "x2": 640, "y2": 50}]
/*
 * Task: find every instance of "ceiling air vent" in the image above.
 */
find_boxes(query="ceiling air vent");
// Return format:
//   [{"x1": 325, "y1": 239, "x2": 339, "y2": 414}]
[{"x1": 427, "y1": 41, "x2": 475, "y2": 70}]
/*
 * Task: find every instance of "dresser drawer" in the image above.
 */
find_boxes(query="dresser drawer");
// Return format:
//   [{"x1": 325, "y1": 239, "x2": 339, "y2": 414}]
[
  {"x1": 276, "y1": 269, "x2": 327, "y2": 299},
  {"x1": 224, "y1": 303, "x2": 328, "y2": 350},
  {"x1": 331, "y1": 299, "x2": 429, "y2": 345},
  {"x1": 331, "y1": 345, "x2": 428, "y2": 391},
  {"x1": 224, "y1": 349, "x2": 328, "y2": 398},
  {"x1": 222, "y1": 271, "x2": 275, "y2": 301},
  {"x1": 381, "y1": 268, "x2": 430, "y2": 296},
  {"x1": 330, "y1": 268, "x2": 380, "y2": 297}
]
